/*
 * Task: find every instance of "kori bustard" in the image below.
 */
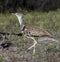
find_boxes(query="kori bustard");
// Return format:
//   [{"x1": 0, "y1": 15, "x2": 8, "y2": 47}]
[{"x1": 14, "y1": 13, "x2": 58, "y2": 54}]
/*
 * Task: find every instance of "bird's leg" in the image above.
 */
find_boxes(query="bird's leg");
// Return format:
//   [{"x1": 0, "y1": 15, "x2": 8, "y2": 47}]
[{"x1": 27, "y1": 36, "x2": 37, "y2": 54}]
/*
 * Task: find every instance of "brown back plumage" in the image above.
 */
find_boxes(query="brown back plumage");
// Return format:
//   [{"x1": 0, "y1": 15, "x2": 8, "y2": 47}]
[{"x1": 23, "y1": 26, "x2": 54, "y2": 37}]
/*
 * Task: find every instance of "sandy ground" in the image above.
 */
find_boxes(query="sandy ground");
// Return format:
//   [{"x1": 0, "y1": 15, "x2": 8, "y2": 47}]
[{"x1": 0, "y1": 36, "x2": 60, "y2": 62}]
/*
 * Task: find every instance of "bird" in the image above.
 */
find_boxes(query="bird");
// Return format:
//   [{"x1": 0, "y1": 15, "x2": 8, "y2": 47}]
[{"x1": 13, "y1": 13, "x2": 58, "y2": 54}]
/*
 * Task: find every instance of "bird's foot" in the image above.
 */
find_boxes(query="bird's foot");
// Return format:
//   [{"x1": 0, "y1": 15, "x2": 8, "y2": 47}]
[
  {"x1": 28, "y1": 45, "x2": 36, "y2": 54},
  {"x1": 28, "y1": 41, "x2": 37, "y2": 54}
]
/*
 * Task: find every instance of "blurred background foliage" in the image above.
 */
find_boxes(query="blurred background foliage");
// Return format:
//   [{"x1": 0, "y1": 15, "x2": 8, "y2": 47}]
[{"x1": 0, "y1": 0, "x2": 60, "y2": 13}]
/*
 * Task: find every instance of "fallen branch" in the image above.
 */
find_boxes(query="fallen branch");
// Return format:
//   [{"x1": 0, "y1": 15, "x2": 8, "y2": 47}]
[{"x1": 0, "y1": 32, "x2": 23, "y2": 36}]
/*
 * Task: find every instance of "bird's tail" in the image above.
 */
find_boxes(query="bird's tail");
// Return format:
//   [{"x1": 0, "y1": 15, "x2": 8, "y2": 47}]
[{"x1": 38, "y1": 37, "x2": 59, "y2": 42}]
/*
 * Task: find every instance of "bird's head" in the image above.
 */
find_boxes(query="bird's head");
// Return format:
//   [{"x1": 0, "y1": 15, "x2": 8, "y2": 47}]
[
  {"x1": 16, "y1": 13, "x2": 23, "y2": 15},
  {"x1": 12, "y1": 13, "x2": 23, "y2": 17}
]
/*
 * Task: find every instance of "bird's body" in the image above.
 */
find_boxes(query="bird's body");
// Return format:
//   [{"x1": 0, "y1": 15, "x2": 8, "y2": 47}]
[
  {"x1": 14, "y1": 13, "x2": 53, "y2": 37},
  {"x1": 23, "y1": 25, "x2": 53, "y2": 37}
]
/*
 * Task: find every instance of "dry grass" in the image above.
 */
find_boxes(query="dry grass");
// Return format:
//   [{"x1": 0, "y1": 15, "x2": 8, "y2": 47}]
[{"x1": 0, "y1": 9, "x2": 60, "y2": 62}]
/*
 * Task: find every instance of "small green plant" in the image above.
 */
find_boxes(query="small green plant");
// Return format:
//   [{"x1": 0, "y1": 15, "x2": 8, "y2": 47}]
[
  {"x1": 0, "y1": 53, "x2": 3, "y2": 61},
  {"x1": 47, "y1": 44, "x2": 56, "y2": 52}
]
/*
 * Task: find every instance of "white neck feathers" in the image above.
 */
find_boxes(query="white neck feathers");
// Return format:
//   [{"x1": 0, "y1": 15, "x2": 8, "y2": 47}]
[
  {"x1": 15, "y1": 13, "x2": 25, "y2": 30},
  {"x1": 15, "y1": 13, "x2": 23, "y2": 26}
]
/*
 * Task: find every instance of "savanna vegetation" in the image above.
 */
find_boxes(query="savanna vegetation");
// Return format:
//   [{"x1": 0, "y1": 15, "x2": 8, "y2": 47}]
[{"x1": 0, "y1": 0, "x2": 60, "y2": 62}]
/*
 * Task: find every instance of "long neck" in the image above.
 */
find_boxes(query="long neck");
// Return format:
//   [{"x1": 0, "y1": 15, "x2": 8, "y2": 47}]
[
  {"x1": 16, "y1": 15, "x2": 23, "y2": 26},
  {"x1": 15, "y1": 14, "x2": 25, "y2": 31}
]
